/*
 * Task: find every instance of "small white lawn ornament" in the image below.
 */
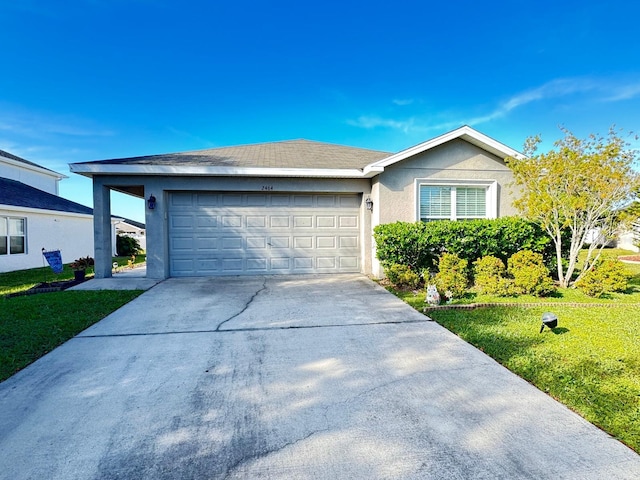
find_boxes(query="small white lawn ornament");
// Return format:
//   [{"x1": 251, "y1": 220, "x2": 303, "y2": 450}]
[{"x1": 425, "y1": 285, "x2": 441, "y2": 306}]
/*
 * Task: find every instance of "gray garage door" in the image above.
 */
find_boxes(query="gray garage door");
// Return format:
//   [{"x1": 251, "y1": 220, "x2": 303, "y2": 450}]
[{"x1": 168, "y1": 192, "x2": 362, "y2": 276}]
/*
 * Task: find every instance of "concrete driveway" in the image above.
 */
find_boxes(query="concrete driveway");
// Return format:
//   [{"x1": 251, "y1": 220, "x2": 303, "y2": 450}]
[{"x1": 1, "y1": 275, "x2": 638, "y2": 479}]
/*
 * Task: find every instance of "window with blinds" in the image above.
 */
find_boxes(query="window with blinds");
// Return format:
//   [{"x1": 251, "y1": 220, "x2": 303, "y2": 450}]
[
  {"x1": 0, "y1": 217, "x2": 26, "y2": 255},
  {"x1": 419, "y1": 185, "x2": 486, "y2": 221},
  {"x1": 456, "y1": 187, "x2": 486, "y2": 218}
]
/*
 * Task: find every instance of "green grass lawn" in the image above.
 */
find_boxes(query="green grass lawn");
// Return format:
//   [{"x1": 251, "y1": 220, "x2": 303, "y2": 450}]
[
  {"x1": 388, "y1": 249, "x2": 640, "y2": 452},
  {"x1": 0, "y1": 254, "x2": 146, "y2": 295},
  {"x1": 0, "y1": 258, "x2": 145, "y2": 382}
]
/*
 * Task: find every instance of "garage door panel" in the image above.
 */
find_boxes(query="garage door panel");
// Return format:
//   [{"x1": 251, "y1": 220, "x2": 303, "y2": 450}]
[
  {"x1": 221, "y1": 237, "x2": 243, "y2": 249},
  {"x1": 197, "y1": 193, "x2": 219, "y2": 206},
  {"x1": 169, "y1": 192, "x2": 361, "y2": 276},
  {"x1": 270, "y1": 216, "x2": 290, "y2": 228},
  {"x1": 339, "y1": 257, "x2": 359, "y2": 268},
  {"x1": 247, "y1": 237, "x2": 267, "y2": 249},
  {"x1": 170, "y1": 215, "x2": 194, "y2": 228},
  {"x1": 339, "y1": 216, "x2": 358, "y2": 228},
  {"x1": 293, "y1": 216, "x2": 313, "y2": 228},
  {"x1": 222, "y1": 216, "x2": 242, "y2": 228},
  {"x1": 294, "y1": 236, "x2": 313, "y2": 248},
  {"x1": 294, "y1": 257, "x2": 314, "y2": 269},
  {"x1": 270, "y1": 258, "x2": 291, "y2": 270},
  {"x1": 270, "y1": 237, "x2": 290, "y2": 248},
  {"x1": 196, "y1": 216, "x2": 218, "y2": 228},
  {"x1": 317, "y1": 257, "x2": 337, "y2": 269},
  {"x1": 317, "y1": 216, "x2": 335, "y2": 228},
  {"x1": 246, "y1": 258, "x2": 268, "y2": 271},
  {"x1": 317, "y1": 236, "x2": 336, "y2": 248},
  {"x1": 270, "y1": 195, "x2": 290, "y2": 206},
  {"x1": 293, "y1": 195, "x2": 313, "y2": 206},
  {"x1": 247, "y1": 216, "x2": 267, "y2": 228}
]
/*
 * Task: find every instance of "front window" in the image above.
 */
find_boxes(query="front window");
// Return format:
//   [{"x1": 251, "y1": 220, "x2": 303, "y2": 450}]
[
  {"x1": 0, "y1": 217, "x2": 26, "y2": 255},
  {"x1": 418, "y1": 182, "x2": 493, "y2": 221}
]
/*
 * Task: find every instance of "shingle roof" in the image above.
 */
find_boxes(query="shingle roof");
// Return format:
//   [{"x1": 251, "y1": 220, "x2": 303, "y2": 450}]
[
  {"x1": 0, "y1": 177, "x2": 93, "y2": 215},
  {"x1": 75, "y1": 139, "x2": 391, "y2": 170},
  {"x1": 0, "y1": 149, "x2": 61, "y2": 176},
  {"x1": 113, "y1": 216, "x2": 145, "y2": 229}
]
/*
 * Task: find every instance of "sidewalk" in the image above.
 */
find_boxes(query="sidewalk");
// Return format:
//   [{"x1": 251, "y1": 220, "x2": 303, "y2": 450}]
[{"x1": 68, "y1": 265, "x2": 163, "y2": 291}]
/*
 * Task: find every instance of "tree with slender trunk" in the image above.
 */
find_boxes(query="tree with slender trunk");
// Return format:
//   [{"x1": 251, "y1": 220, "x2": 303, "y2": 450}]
[{"x1": 506, "y1": 127, "x2": 639, "y2": 288}]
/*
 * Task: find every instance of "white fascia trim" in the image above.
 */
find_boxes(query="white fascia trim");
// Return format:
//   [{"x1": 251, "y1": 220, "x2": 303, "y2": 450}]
[
  {"x1": 0, "y1": 204, "x2": 93, "y2": 219},
  {"x1": 2, "y1": 157, "x2": 67, "y2": 179},
  {"x1": 69, "y1": 164, "x2": 368, "y2": 178},
  {"x1": 414, "y1": 178, "x2": 498, "y2": 221},
  {"x1": 364, "y1": 126, "x2": 525, "y2": 174}
]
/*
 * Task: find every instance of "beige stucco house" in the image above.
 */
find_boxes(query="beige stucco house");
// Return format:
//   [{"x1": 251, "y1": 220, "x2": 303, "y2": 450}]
[{"x1": 70, "y1": 126, "x2": 522, "y2": 279}]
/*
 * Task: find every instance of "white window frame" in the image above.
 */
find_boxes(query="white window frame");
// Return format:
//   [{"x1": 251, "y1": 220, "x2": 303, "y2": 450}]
[
  {"x1": 415, "y1": 179, "x2": 498, "y2": 221},
  {"x1": 0, "y1": 216, "x2": 27, "y2": 256}
]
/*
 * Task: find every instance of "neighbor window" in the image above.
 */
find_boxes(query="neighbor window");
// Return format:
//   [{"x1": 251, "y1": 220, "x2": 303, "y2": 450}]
[
  {"x1": 0, "y1": 217, "x2": 26, "y2": 255},
  {"x1": 418, "y1": 181, "x2": 495, "y2": 221}
]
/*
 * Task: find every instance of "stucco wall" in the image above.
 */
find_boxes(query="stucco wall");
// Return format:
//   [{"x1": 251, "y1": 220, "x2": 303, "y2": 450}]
[
  {"x1": 0, "y1": 207, "x2": 93, "y2": 273},
  {"x1": 375, "y1": 139, "x2": 518, "y2": 225}
]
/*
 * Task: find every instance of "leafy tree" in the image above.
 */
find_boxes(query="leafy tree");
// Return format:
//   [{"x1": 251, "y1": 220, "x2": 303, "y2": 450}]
[
  {"x1": 116, "y1": 234, "x2": 142, "y2": 256},
  {"x1": 506, "y1": 127, "x2": 639, "y2": 287}
]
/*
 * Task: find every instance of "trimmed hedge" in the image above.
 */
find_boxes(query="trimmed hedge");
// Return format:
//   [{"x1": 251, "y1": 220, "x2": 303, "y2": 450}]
[{"x1": 373, "y1": 217, "x2": 560, "y2": 273}]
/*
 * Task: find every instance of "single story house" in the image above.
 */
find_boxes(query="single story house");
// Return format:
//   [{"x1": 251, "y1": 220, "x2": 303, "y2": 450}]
[
  {"x1": 70, "y1": 126, "x2": 522, "y2": 279},
  {"x1": 113, "y1": 216, "x2": 147, "y2": 253},
  {"x1": 0, "y1": 149, "x2": 95, "y2": 273}
]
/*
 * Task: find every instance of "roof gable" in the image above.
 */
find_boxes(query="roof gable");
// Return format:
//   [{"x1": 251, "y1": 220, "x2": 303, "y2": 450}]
[
  {"x1": 363, "y1": 126, "x2": 524, "y2": 175},
  {"x1": 0, "y1": 177, "x2": 93, "y2": 215},
  {"x1": 0, "y1": 149, "x2": 65, "y2": 179}
]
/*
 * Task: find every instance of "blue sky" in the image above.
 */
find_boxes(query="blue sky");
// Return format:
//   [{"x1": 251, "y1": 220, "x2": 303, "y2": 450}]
[{"x1": 2, "y1": 0, "x2": 640, "y2": 222}]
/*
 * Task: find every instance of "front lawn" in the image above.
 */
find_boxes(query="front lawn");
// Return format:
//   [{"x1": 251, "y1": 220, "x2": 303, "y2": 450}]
[
  {"x1": 0, "y1": 291, "x2": 142, "y2": 382},
  {"x1": 0, "y1": 254, "x2": 146, "y2": 296},
  {"x1": 0, "y1": 260, "x2": 145, "y2": 382},
  {"x1": 427, "y1": 306, "x2": 640, "y2": 453},
  {"x1": 387, "y1": 251, "x2": 640, "y2": 453}
]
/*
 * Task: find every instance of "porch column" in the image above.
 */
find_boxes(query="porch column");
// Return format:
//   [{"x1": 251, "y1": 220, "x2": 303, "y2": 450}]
[{"x1": 93, "y1": 179, "x2": 112, "y2": 278}]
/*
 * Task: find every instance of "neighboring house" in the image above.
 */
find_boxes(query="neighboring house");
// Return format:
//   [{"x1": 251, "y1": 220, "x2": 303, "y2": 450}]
[
  {"x1": 617, "y1": 221, "x2": 640, "y2": 252},
  {"x1": 0, "y1": 149, "x2": 94, "y2": 273},
  {"x1": 70, "y1": 126, "x2": 521, "y2": 279},
  {"x1": 113, "y1": 216, "x2": 146, "y2": 252}
]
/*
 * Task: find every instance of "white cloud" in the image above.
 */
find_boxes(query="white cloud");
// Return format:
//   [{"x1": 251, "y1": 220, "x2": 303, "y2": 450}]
[
  {"x1": 603, "y1": 83, "x2": 640, "y2": 102},
  {"x1": 346, "y1": 115, "x2": 423, "y2": 133},
  {"x1": 392, "y1": 99, "x2": 415, "y2": 106},
  {"x1": 349, "y1": 76, "x2": 640, "y2": 135}
]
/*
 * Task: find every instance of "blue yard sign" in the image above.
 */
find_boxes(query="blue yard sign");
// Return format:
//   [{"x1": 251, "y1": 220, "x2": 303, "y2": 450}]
[{"x1": 42, "y1": 249, "x2": 63, "y2": 274}]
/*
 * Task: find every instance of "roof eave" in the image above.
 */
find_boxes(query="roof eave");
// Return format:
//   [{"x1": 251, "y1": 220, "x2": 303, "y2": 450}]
[
  {"x1": 69, "y1": 164, "x2": 369, "y2": 178},
  {"x1": 2, "y1": 157, "x2": 67, "y2": 179}
]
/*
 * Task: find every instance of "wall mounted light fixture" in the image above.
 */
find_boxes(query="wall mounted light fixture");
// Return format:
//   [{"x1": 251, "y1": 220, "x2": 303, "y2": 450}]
[
  {"x1": 365, "y1": 197, "x2": 374, "y2": 211},
  {"x1": 147, "y1": 194, "x2": 157, "y2": 210}
]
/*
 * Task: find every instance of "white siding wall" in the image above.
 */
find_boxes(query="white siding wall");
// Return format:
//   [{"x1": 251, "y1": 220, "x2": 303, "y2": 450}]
[
  {"x1": 0, "y1": 160, "x2": 60, "y2": 194},
  {"x1": 0, "y1": 207, "x2": 94, "y2": 273}
]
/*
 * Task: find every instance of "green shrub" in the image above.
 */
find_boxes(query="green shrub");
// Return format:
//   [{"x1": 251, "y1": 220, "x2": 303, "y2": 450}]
[
  {"x1": 575, "y1": 259, "x2": 629, "y2": 297},
  {"x1": 384, "y1": 264, "x2": 421, "y2": 289},
  {"x1": 434, "y1": 253, "x2": 468, "y2": 299},
  {"x1": 374, "y1": 217, "x2": 561, "y2": 273},
  {"x1": 116, "y1": 234, "x2": 142, "y2": 256},
  {"x1": 473, "y1": 255, "x2": 514, "y2": 296},
  {"x1": 373, "y1": 222, "x2": 432, "y2": 271},
  {"x1": 507, "y1": 250, "x2": 556, "y2": 296}
]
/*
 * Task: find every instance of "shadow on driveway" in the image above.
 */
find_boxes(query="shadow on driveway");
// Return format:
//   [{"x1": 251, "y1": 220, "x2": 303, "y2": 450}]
[{"x1": 1, "y1": 274, "x2": 638, "y2": 479}]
